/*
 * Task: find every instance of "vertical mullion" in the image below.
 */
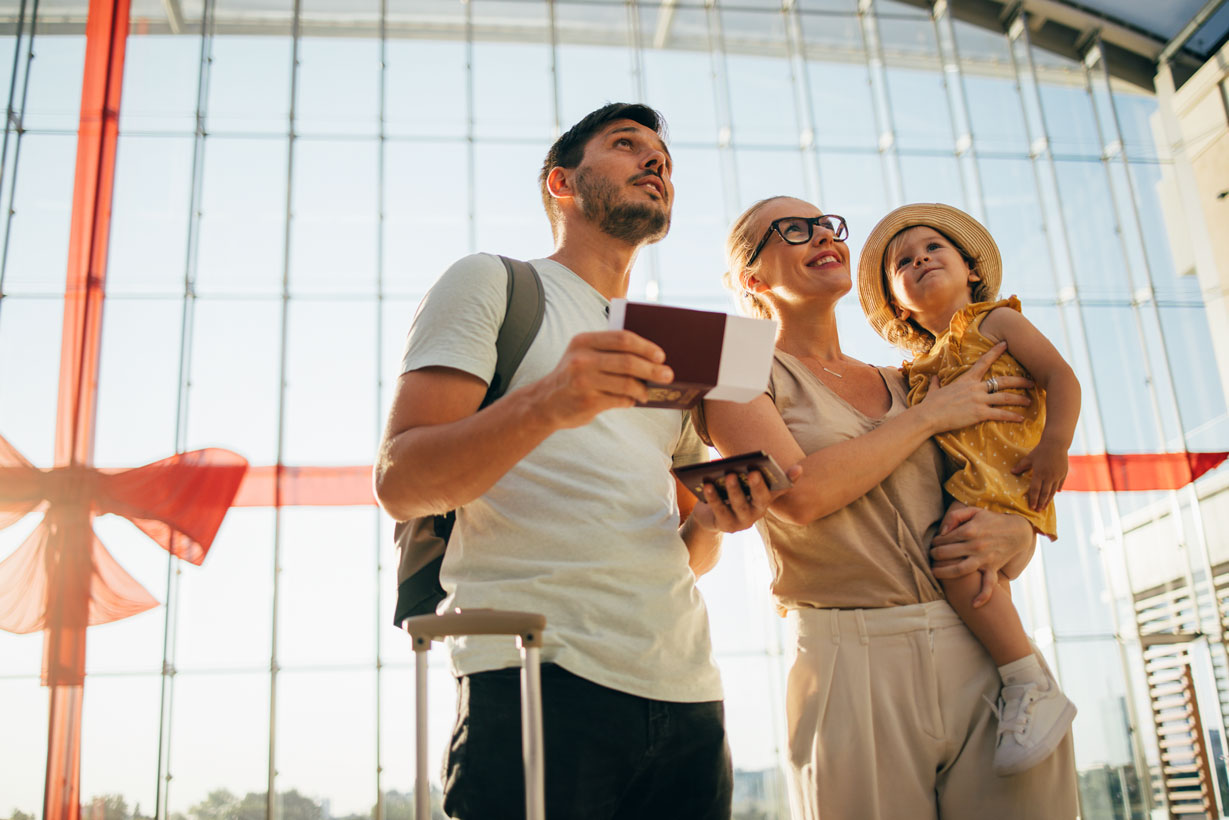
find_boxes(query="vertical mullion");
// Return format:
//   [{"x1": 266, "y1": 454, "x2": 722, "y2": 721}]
[
  {"x1": 270, "y1": 2, "x2": 303, "y2": 818},
  {"x1": 783, "y1": 2, "x2": 823, "y2": 207},
  {"x1": 705, "y1": 1, "x2": 738, "y2": 225},
  {"x1": 0, "y1": 0, "x2": 38, "y2": 326},
  {"x1": 628, "y1": 0, "x2": 647, "y2": 102},
  {"x1": 465, "y1": 0, "x2": 475, "y2": 254},
  {"x1": 930, "y1": 0, "x2": 984, "y2": 219},
  {"x1": 1086, "y1": 43, "x2": 1187, "y2": 450},
  {"x1": 857, "y1": 0, "x2": 902, "y2": 208},
  {"x1": 0, "y1": 0, "x2": 31, "y2": 217},
  {"x1": 155, "y1": 2, "x2": 215, "y2": 818},
  {"x1": 1006, "y1": 14, "x2": 1107, "y2": 451},
  {"x1": 546, "y1": 0, "x2": 560, "y2": 139},
  {"x1": 374, "y1": 2, "x2": 388, "y2": 819},
  {"x1": 0, "y1": 0, "x2": 28, "y2": 154},
  {"x1": 627, "y1": 0, "x2": 661, "y2": 301},
  {"x1": 1079, "y1": 43, "x2": 1178, "y2": 454}
]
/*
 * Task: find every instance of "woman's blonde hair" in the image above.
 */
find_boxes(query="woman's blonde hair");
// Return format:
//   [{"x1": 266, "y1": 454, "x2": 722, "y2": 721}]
[
  {"x1": 880, "y1": 226, "x2": 994, "y2": 354},
  {"x1": 722, "y1": 196, "x2": 792, "y2": 320}
]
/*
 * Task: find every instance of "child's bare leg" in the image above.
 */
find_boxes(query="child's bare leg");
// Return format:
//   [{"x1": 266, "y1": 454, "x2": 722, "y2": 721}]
[
  {"x1": 937, "y1": 501, "x2": 1032, "y2": 665},
  {"x1": 940, "y1": 567, "x2": 1032, "y2": 666}
]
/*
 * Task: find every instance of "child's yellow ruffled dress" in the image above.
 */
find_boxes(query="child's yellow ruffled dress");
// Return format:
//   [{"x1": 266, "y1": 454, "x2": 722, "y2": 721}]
[{"x1": 903, "y1": 297, "x2": 1056, "y2": 539}]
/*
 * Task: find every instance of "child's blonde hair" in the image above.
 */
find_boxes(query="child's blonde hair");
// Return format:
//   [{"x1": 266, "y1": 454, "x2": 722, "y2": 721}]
[
  {"x1": 881, "y1": 226, "x2": 995, "y2": 355},
  {"x1": 856, "y1": 202, "x2": 1003, "y2": 354}
]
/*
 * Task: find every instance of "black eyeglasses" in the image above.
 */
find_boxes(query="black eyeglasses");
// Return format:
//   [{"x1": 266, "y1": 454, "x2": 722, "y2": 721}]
[{"x1": 746, "y1": 215, "x2": 848, "y2": 267}]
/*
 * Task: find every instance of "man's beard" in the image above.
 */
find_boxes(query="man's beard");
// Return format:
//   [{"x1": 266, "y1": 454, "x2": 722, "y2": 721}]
[{"x1": 574, "y1": 168, "x2": 670, "y2": 245}]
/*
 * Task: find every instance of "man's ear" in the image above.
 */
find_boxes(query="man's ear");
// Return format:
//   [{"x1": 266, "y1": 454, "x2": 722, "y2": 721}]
[{"x1": 546, "y1": 166, "x2": 574, "y2": 201}]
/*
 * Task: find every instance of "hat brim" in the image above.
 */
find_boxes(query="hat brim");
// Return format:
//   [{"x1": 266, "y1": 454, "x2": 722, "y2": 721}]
[{"x1": 856, "y1": 203, "x2": 1001, "y2": 345}]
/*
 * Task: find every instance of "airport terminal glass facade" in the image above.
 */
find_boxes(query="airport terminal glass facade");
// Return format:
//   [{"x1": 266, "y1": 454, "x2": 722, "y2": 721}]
[{"x1": 1, "y1": 1, "x2": 1227, "y2": 818}]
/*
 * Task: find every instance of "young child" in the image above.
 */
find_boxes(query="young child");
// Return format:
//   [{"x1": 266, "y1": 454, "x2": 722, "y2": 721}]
[{"x1": 858, "y1": 203, "x2": 1081, "y2": 776}]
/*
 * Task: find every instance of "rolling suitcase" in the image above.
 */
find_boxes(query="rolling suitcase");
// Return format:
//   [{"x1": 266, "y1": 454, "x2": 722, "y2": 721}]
[{"x1": 402, "y1": 608, "x2": 548, "y2": 820}]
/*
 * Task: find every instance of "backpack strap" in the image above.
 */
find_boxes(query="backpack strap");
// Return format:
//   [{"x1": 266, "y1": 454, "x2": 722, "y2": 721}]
[{"x1": 484, "y1": 256, "x2": 545, "y2": 406}]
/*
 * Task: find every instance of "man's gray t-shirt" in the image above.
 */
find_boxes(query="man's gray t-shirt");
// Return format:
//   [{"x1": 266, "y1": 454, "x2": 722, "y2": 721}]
[{"x1": 400, "y1": 253, "x2": 722, "y2": 703}]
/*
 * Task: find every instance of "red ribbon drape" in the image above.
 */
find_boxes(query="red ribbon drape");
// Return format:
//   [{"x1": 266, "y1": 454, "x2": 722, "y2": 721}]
[{"x1": 0, "y1": 434, "x2": 248, "y2": 665}]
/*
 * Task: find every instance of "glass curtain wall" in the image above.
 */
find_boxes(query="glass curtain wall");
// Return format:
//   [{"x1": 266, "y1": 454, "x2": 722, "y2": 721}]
[{"x1": 1, "y1": 1, "x2": 1227, "y2": 819}]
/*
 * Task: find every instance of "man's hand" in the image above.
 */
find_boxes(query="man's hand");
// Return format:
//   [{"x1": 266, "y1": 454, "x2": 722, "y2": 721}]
[
  {"x1": 377, "y1": 330, "x2": 670, "y2": 521},
  {"x1": 530, "y1": 330, "x2": 674, "y2": 429},
  {"x1": 930, "y1": 505, "x2": 1035, "y2": 608},
  {"x1": 1012, "y1": 440, "x2": 1068, "y2": 511}
]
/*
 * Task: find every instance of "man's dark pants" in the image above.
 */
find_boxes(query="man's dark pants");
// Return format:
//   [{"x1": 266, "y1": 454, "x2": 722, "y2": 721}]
[{"x1": 442, "y1": 663, "x2": 733, "y2": 819}]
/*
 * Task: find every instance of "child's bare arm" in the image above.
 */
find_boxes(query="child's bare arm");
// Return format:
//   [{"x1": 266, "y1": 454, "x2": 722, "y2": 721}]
[
  {"x1": 979, "y1": 307, "x2": 1081, "y2": 512},
  {"x1": 999, "y1": 537, "x2": 1035, "y2": 579}
]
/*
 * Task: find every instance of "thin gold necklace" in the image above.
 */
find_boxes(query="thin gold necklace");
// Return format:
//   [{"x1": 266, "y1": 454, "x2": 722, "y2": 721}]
[{"x1": 801, "y1": 354, "x2": 847, "y2": 379}]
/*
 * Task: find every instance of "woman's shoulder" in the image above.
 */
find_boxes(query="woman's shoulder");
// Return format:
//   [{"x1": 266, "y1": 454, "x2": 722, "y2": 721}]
[
  {"x1": 766, "y1": 349, "x2": 803, "y2": 403},
  {"x1": 770, "y1": 348, "x2": 818, "y2": 381}
]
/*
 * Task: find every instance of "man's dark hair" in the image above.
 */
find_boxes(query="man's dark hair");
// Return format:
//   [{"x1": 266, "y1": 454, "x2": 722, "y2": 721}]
[{"x1": 539, "y1": 103, "x2": 668, "y2": 240}]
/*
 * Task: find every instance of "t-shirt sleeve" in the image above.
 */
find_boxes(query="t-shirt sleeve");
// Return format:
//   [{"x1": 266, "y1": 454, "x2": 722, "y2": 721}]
[
  {"x1": 765, "y1": 361, "x2": 779, "y2": 404},
  {"x1": 673, "y1": 411, "x2": 710, "y2": 468},
  {"x1": 400, "y1": 253, "x2": 508, "y2": 384}
]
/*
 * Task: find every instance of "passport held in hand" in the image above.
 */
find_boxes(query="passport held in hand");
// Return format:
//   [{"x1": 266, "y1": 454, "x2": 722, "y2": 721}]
[
  {"x1": 608, "y1": 300, "x2": 777, "y2": 409},
  {"x1": 672, "y1": 450, "x2": 793, "y2": 503}
]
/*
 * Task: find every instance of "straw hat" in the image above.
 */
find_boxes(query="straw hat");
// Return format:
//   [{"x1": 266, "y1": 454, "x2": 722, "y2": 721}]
[{"x1": 856, "y1": 203, "x2": 1001, "y2": 344}]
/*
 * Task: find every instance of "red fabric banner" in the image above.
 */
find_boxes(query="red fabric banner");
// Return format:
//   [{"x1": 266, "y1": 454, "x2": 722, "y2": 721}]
[
  {"x1": 56, "y1": 0, "x2": 128, "y2": 469},
  {"x1": 218, "y1": 453, "x2": 1229, "y2": 509},
  {"x1": 232, "y1": 465, "x2": 375, "y2": 507},
  {"x1": 41, "y1": 0, "x2": 131, "y2": 814},
  {"x1": 1066, "y1": 452, "x2": 1229, "y2": 492}
]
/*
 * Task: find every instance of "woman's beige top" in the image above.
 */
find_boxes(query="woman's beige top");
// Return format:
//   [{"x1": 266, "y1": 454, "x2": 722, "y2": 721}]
[{"x1": 759, "y1": 351, "x2": 948, "y2": 612}]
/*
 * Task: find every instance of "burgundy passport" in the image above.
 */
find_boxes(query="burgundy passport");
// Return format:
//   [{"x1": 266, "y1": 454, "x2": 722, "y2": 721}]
[
  {"x1": 607, "y1": 300, "x2": 777, "y2": 409},
  {"x1": 672, "y1": 450, "x2": 793, "y2": 502}
]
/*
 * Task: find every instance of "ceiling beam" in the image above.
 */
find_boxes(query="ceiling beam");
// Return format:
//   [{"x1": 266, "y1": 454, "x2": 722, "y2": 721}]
[
  {"x1": 1020, "y1": 0, "x2": 1164, "y2": 59},
  {"x1": 653, "y1": 0, "x2": 677, "y2": 50},
  {"x1": 1159, "y1": 0, "x2": 1228, "y2": 64},
  {"x1": 891, "y1": 0, "x2": 1201, "y2": 91},
  {"x1": 160, "y1": 0, "x2": 183, "y2": 34}
]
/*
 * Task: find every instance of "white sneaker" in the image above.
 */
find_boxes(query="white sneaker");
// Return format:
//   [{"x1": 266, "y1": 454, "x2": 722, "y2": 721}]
[{"x1": 988, "y1": 680, "x2": 1077, "y2": 776}]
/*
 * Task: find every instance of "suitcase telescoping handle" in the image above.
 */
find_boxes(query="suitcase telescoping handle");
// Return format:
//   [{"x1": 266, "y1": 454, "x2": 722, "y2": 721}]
[{"x1": 402, "y1": 609, "x2": 548, "y2": 820}]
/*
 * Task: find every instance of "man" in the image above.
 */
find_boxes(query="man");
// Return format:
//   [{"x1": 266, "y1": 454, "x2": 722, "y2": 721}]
[{"x1": 374, "y1": 103, "x2": 775, "y2": 819}]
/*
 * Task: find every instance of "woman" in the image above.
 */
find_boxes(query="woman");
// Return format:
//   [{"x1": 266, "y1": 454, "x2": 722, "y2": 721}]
[{"x1": 700, "y1": 196, "x2": 1078, "y2": 819}]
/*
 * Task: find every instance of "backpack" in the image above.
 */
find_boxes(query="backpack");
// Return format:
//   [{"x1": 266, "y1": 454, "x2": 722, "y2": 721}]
[{"x1": 392, "y1": 256, "x2": 545, "y2": 627}]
